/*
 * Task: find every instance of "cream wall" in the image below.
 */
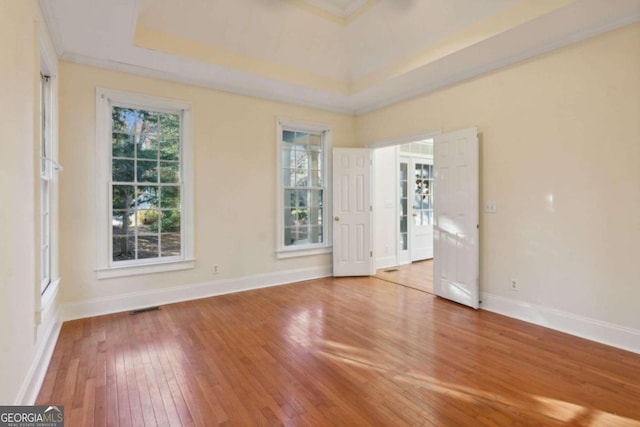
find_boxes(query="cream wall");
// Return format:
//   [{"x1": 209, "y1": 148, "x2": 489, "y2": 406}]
[
  {"x1": 58, "y1": 62, "x2": 356, "y2": 307},
  {"x1": 0, "y1": 0, "x2": 60, "y2": 404},
  {"x1": 358, "y1": 23, "x2": 640, "y2": 331},
  {"x1": 373, "y1": 145, "x2": 398, "y2": 268}
]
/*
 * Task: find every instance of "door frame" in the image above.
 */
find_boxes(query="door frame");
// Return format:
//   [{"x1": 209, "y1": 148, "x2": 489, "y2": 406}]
[{"x1": 368, "y1": 130, "x2": 440, "y2": 269}]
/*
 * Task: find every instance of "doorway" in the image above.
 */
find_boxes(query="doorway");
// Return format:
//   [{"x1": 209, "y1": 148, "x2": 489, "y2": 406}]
[
  {"x1": 373, "y1": 138, "x2": 435, "y2": 290},
  {"x1": 340, "y1": 128, "x2": 479, "y2": 308},
  {"x1": 375, "y1": 260, "x2": 434, "y2": 294}
]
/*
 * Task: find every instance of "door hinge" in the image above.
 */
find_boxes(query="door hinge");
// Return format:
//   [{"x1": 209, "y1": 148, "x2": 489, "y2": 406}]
[
  {"x1": 370, "y1": 205, "x2": 373, "y2": 212},
  {"x1": 370, "y1": 251, "x2": 373, "y2": 257}
]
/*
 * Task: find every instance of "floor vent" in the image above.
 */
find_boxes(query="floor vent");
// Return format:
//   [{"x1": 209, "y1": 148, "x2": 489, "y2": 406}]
[
  {"x1": 130, "y1": 306, "x2": 161, "y2": 315},
  {"x1": 384, "y1": 269, "x2": 399, "y2": 273}
]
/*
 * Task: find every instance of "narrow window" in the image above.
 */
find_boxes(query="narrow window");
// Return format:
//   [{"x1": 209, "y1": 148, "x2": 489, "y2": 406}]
[
  {"x1": 277, "y1": 119, "x2": 331, "y2": 258},
  {"x1": 40, "y1": 73, "x2": 52, "y2": 294}
]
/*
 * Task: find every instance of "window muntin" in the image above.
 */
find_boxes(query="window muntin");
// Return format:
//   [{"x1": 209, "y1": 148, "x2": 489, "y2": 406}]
[
  {"x1": 40, "y1": 74, "x2": 52, "y2": 294},
  {"x1": 110, "y1": 106, "x2": 183, "y2": 263},
  {"x1": 277, "y1": 120, "x2": 331, "y2": 257},
  {"x1": 399, "y1": 162, "x2": 408, "y2": 251},
  {"x1": 96, "y1": 88, "x2": 194, "y2": 278},
  {"x1": 413, "y1": 162, "x2": 434, "y2": 226},
  {"x1": 282, "y1": 130, "x2": 325, "y2": 247}
]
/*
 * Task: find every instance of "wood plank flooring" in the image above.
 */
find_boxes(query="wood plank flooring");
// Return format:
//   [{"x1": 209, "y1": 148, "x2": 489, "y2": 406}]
[
  {"x1": 37, "y1": 277, "x2": 640, "y2": 426},
  {"x1": 375, "y1": 260, "x2": 434, "y2": 294}
]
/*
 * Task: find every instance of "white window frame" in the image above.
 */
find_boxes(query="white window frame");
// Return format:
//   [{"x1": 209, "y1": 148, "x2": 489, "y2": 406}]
[
  {"x1": 276, "y1": 118, "x2": 332, "y2": 259},
  {"x1": 96, "y1": 88, "x2": 195, "y2": 279},
  {"x1": 40, "y1": 73, "x2": 52, "y2": 294},
  {"x1": 39, "y1": 27, "x2": 60, "y2": 297}
]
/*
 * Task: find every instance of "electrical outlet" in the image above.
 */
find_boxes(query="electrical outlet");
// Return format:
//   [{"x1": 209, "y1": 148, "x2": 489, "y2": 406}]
[
  {"x1": 510, "y1": 278, "x2": 518, "y2": 291},
  {"x1": 213, "y1": 264, "x2": 220, "y2": 274}
]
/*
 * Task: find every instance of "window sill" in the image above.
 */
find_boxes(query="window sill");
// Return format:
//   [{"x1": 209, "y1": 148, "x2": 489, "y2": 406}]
[
  {"x1": 97, "y1": 259, "x2": 195, "y2": 279},
  {"x1": 276, "y1": 246, "x2": 332, "y2": 259}
]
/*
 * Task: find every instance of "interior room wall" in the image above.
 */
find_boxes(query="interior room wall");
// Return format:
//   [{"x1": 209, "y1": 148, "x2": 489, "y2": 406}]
[
  {"x1": 373, "y1": 145, "x2": 398, "y2": 269},
  {"x1": 357, "y1": 23, "x2": 640, "y2": 341},
  {"x1": 57, "y1": 62, "x2": 357, "y2": 316},
  {"x1": 0, "y1": 0, "x2": 60, "y2": 404}
]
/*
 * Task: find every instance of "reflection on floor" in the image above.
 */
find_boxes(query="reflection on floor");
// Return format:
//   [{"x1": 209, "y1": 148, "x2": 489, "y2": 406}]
[{"x1": 375, "y1": 259, "x2": 433, "y2": 294}]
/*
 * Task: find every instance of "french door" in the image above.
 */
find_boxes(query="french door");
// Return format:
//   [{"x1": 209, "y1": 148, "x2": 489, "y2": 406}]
[{"x1": 399, "y1": 158, "x2": 434, "y2": 263}]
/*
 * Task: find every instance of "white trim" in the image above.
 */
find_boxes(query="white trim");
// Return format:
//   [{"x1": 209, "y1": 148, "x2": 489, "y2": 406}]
[
  {"x1": 276, "y1": 118, "x2": 333, "y2": 257},
  {"x1": 366, "y1": 130, "x2": 441, "y2": 149},
  {"x1": 97, "y1": 259, "x2": 196, "y2": 279},
  {"x1": 38, "y1": 0, "x2": 64, "y2": 57},
  {"x1": 276, "y1": 246, "x2": 332, "y2": 259},
  {"x1": 481, "y1": 292, "x2": 640, "y2": 355},
  {"x1": 15, "y1": 282, "x2": 62, "y2": 405},
  {"x1": 38, "y1": 18, "x2": 61, "y2": 299},
  {"x1": 95, "y1": 88, "x2": 195, "y2": 278},
  {"x1": 64, "y1": 52, "x2": 356, "y2": 115},
  {"x1": 375, "y1": 256, "x2": 397, "y2": 270},
  {"x1": 63, "y1": 265, "x2": 332, "y2": 321},
  {"x1": 47, "y1": 11, "x2": 640, "y2": 116}
]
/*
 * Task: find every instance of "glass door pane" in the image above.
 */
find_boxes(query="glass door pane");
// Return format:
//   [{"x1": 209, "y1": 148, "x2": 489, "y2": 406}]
[{"x1": 399, "y1": 162, "x2": 408, "y2": 250}]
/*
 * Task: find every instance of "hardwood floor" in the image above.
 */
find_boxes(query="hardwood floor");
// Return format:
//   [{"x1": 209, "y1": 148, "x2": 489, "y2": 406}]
[
  {"x1": 375, "y1": 260, "x2": 434, "y2": 294},
  {"x1": 37, "y1": 277, "x2": 640, "y2": 426}
]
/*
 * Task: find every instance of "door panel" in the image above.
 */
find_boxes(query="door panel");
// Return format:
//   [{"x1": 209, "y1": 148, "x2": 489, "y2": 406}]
[
  {"x1": 333, "y1": 148, "x2": 373, "y2": 276},
  {"x1": 433, "y1": 128, "x2": 479, "y2": 309}
]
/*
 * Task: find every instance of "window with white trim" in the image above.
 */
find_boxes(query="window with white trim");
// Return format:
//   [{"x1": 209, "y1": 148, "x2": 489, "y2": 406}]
[
  {"x1": 38, "y1": 22, "x2": 61, "y2": 303},
  {"x1": 276, "y1": 119, "x2": 331, "y2": 258},
  {"x1": 96, "y1": 89, "x2": 194, "y2": 278},
  {"x1": 40, "y1": 73, "x2": 53, "y2": 294}
]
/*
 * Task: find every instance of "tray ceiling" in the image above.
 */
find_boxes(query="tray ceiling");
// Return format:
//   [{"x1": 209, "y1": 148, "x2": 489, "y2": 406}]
[{"x1": 41, "y1": 0, "x2": 640, "y2": 113}]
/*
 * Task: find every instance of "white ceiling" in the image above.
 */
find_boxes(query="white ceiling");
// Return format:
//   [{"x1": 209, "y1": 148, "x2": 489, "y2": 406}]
[
  {"x1": 41, "y1": 0, "x2": 640, "y2": 114},
  {"x1": 304, "y1": 0, "x2": 370, "y2": 17}
]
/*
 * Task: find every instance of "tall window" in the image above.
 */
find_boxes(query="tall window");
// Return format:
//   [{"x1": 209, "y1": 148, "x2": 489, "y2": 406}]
[
  {"x1": 40, "y1": 74, "x2": 52, "y2": 294},
  {"x1": 277, "y1": 119, "x2": 331, "y2": 258},
  {"x1": 38, "y1": 23, "x2": 61, "y2": 301},
  {"x1": 96, "y1": 89, "x2": 194, "y2": 278}
]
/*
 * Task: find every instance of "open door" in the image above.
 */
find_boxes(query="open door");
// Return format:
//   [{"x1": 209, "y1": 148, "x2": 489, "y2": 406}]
[
  {"x1": 433, "y1": 128, "x2": 479, "y2": 308},
  {"x1": 333, "y1": 148, "x2": 373, "y2": 276}
]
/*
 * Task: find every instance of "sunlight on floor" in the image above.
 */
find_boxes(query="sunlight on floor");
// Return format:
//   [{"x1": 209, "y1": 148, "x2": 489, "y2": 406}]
[
  {"x1": 315, "y1": 340, "x2": 639, "y2": 425},
  {"x1": 286, "y1": 307, "x2": 325, "y2": 347}
]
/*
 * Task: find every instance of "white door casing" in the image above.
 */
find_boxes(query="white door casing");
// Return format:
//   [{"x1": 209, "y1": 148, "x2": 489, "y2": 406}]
[
  {"x1": 433, "y1": 128, "x2": 479, "y2": 309},
  {"x1": 333, "y1": 148, "x2": 373, "y2": 276}
]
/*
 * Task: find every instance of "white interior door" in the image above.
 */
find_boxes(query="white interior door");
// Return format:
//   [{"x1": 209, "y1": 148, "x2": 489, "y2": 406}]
[
  {"x1": 409, "y1": 159, "x2": 434, "y2": 261},
  {"x1": 333, "y1": 148, "x2": 373, "y2": 276},
  {"x1": 433, "y1": 128, "x2": 479, "y2": 309}
]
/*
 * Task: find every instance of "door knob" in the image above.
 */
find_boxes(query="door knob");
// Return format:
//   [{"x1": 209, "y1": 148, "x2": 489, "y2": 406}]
[
  {"x1": 334, "y1": 216, "x2": 340, "y2": 221},
  {"x1": 412, "y1": 213, "x2": 418, "y2": 217}
]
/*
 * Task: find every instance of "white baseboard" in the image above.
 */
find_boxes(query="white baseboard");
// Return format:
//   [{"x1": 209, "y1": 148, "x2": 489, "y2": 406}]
[
  {"x1": 481, "y1": 292, "x2": 640, "y2": 355},
  {"x1": 62, "y1": 265, "x2": 332, "y2": 321},
  {"x1": 375, "y1": 256, "x2": 397, "y2": 270},
  {"x1": 16, "y1": 280, "x2": 63, "y2": 405}
]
